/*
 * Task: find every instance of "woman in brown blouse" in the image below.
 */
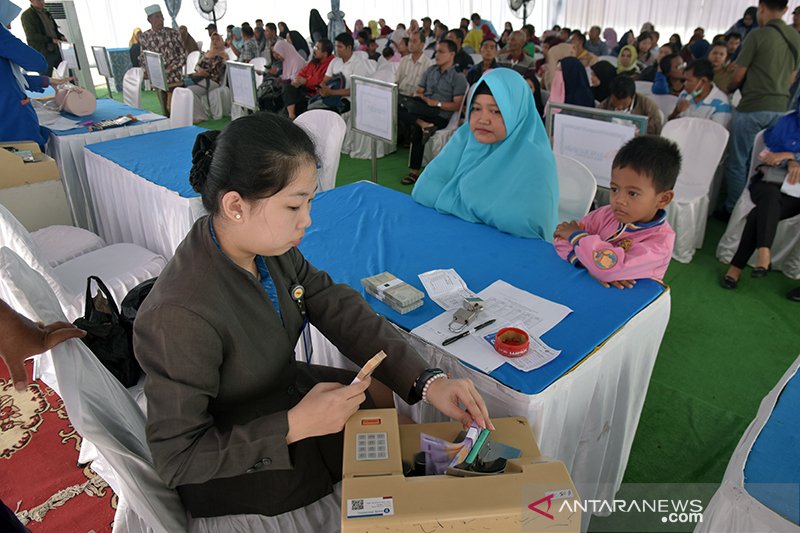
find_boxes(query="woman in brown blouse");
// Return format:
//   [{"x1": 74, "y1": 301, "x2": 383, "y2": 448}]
[{"x1": 186, "y1": 32, "x2": 227, "y2": 122}]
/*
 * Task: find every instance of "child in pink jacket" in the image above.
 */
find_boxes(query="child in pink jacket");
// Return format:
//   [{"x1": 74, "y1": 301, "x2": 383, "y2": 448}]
[{"x1": 554, "y1": 136, "x2": 681, "y2": 288}]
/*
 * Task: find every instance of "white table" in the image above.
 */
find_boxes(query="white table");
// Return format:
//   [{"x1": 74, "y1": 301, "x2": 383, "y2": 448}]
[
  {"x1": 82, "y1": 126, "x2": 205, "y2": 259},
  {"x1": 45, "y1": 99, "x2": 171, "y2": 232},
  {"x1": 296, "y1": 183, "x2": 671, "y2": 532}
]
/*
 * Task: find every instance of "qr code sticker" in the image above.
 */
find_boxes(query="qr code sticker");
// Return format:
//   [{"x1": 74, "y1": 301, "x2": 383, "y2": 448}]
[{"x1": 351, "y1": 499, "x2": 364, "y2": 511}]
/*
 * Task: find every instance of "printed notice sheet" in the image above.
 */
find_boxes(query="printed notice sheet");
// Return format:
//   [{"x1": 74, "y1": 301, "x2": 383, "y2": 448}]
[
  {"x1": 418, "y1": 269, "x2": 477, "y2": 310},
  {"x1": 411, "y1": 280, "x2": 572, "y2": 373}
]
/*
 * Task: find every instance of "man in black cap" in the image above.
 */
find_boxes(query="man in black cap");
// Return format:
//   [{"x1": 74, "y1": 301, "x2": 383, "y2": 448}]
[{"x1": 205, "y1": 23, "x2": 217, "y2": 37}]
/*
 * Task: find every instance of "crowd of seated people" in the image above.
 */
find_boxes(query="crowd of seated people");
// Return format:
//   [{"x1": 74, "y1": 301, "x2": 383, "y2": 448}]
[{"x1": 132, "y1": 1, "x2": 800, "y2": 293}]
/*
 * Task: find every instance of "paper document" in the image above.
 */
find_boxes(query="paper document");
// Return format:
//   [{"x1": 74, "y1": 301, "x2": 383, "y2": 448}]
[
  {"x1": 411, "y1": 280, "x2": 572, "y2": 373},
  {"x1": 134, "y1": 112, "x2": 167, "y2": 122},
  {"x1": 418, "y1": 269, "x2": 478, "y2": 310},
  {"x1": 782, "y1": 178, "x2": 800, "y2": 198}
]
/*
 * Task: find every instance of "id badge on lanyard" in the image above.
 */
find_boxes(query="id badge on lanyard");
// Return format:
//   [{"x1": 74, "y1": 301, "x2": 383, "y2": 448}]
[{"x1": 290, "y1": 284, "x2": 314, "y2": 363}]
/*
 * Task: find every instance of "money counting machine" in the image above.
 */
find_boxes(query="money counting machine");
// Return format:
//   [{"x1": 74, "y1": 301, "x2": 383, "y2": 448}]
[{"x1": 341, "y1": 409, "x2": 581, "y2": 532}]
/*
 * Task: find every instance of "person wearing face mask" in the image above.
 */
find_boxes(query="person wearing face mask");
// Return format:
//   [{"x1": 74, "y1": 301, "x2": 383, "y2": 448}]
[
  {"x1": 411, "y1": 68, "x2": 559, "y2": 240},
  {"x1": 668, "y1": 59, "x2": 732, "y2": 128},
  {"x1": 600, "y1": 75, "x2": 663, "y2": 135}
]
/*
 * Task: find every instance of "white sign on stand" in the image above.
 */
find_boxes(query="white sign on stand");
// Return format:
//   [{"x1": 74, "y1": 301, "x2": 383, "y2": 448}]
[
  {"x1": 91, "y1": 46, "x2": 112, "y2": 78},
  {"x1": 226, "y1": 61, "x2": 258, "y2": 111},
  {"x1": 552, "y1": 114, "x2": 637, "y2": 188},
  {"x1": 61, "y1": 43, "x2": 79, "y2": 70},
  {"x1": 351, "y1": 75, "x2": 397, "y2": 182},
  {"x1": 143, "y1": 50, "x2": 167, "y2": 92}
]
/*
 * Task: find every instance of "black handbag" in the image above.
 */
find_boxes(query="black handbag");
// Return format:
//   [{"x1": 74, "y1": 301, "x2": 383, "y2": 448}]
[{"x1": 73, "y1": 276, "x2": 143, "y2": 387}]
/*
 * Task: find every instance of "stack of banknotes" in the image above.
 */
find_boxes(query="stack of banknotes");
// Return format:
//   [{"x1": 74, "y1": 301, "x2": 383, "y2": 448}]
[{"x1": 361, "y1": 272, "x2": 425, "y2": 314}]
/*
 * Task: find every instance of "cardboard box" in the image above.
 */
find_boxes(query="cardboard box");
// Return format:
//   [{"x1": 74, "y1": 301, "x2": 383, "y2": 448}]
[
  {"x1": 0, "y1": 142, "x2": 60, "y2": 189},
  {"x1": 342, "y1": 409, "x2": 581, "y2": 532}
]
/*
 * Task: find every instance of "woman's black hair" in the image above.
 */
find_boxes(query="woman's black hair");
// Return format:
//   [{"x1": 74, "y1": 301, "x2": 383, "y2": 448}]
[
  {"x1": 473, "y1": 81, "x2": 493, "y2": 97},
  {"x1": 189, "y1": 114, "x2": 317, "y2": 215}
]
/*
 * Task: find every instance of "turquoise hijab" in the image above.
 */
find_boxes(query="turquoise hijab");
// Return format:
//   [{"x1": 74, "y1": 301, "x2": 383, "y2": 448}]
[{"x1": 412, "y1": 68, "x2": 559, "y2": 241}]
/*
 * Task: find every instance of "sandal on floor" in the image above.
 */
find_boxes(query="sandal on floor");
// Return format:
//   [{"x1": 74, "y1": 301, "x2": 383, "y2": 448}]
[
  {"x1": 720, "y1": 275, "x2": 738, "y2": 289},
  {"x1": 751, "y1": 264, "x2": 771, "y2": 278},
  {"x1": 401, "y1": 173, "x2": 419, "y2": 185}
]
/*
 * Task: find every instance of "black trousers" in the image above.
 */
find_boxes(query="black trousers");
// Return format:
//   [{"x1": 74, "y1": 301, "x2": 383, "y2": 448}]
[
  {"x1": 282, "y1": 83, "x2": 309, "y2": 108},
  {"x1": 731, "y1": 181, "x2": 800, "y2": 268},
  {"x1": 397, "y1": 105, "x2": 449, "y2": 170}
]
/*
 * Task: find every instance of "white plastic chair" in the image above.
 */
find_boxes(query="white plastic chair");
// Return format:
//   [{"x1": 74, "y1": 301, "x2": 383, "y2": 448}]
[
  {"x1": 27, "y1": 223, "x2": 105, "y2": 268},
  {"x1": 555, "y1": 155, "x2": 597, "y2": 222},
  {"x1": 122, "y1": 67, "x2": 144, "y2": 108},
  {"x1": 648, "y1": 94, "x2": 679, "y2": 121},
  {"x1": 661, "y1": 118, "x2": 729, "y2": 263},
  {"x1": 185, "y1": 50, "x2": 201, "y2": 76},
  {"x1": 717, "y1": 129, "x2": 800, "y2": 277},
  {"x1": 422, "y1": 86, "x2": 470, "y2": 166},
  {"x1": 249, "y1": 57, "x2": 268, "y2": 88},
  {"x1": 295, "y1": 110, "x2": 347, "y2": 191},
  {"x1": 0, "y1": 202, "x2": 165, "y2": 322},
  {"x1": 598, "y1": 55, "x2": 617, "y2": 67},
  {"x1": 0, "y1": 247, "x2": 188, "y2": 533},
  {"x1": 635, "y1": 80, "x2": 653, "y2": 95},
  {"x1": 170, "y1": 87, "x2": 194, "y2": 127},
  {"x1": 207, "y1": 65, "x2": 232, "y2": 120},
  {"x1": 196, "y1": 39, "x2": 203, "y2": 52}
]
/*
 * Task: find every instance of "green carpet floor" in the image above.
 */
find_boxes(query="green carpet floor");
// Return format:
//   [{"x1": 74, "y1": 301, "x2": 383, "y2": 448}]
[{"x1": 104, "y1": 85, "x2": 800, "y2": 499}]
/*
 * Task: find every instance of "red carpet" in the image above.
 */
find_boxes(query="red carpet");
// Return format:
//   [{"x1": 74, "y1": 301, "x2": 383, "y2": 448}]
[{"x1": 0, "y1": 361, "x2": 117, "y2": 532}]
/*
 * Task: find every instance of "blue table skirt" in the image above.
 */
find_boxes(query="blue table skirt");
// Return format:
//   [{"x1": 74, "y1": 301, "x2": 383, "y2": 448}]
[
  {"x1": 85, "y1": 125, "x2": 205, "y2": 198},
  {"x1": 50, "y1": 98, "x2": 160, "y2": 136},
  {"x1": 298, "y1": 182, "x2": 666, "y2": 394},
  {"x1": 108, "y1": 47, "x2": 133, "y2": 93},
  {"x1": 744, "y1": 367, "x2": 800, "y2": 525}
]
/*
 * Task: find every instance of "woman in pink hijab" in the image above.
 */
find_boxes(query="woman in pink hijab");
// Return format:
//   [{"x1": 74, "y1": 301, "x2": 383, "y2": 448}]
[
  {"x1": 272, "y1": 40, "x2": 306, "y2": 81},
  {"x1": 603, "y1": 28, "x2": 618, "y2": 51},
  {"x1": 352, "y1": 19, "x2": 364, "y2": 40}
]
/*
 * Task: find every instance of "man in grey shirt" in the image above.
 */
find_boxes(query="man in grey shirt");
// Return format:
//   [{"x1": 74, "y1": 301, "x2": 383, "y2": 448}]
[
  {"x1": 399, "y1": 39, "x2": 467, "y2": 184},
  {"x1": 497, "y1": 31, "x2": 536, "y2": 70}
]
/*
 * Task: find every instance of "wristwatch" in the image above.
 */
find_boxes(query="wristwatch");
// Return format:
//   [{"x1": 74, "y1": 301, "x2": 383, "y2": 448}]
[
  {"x1": 436, "y1": 100, "x2": 442, "y2": 108},
  {"x1": 411, "y1": 368, "x2": 446, "y2": 403}
]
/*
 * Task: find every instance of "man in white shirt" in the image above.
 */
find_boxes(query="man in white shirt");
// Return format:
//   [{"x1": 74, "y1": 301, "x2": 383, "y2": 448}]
[
  {"x1": 668, "y1": 59, "x2": 732, "y2": 129},
  {"x1": 311, "y1": 32, "x2": 375, "y2": 113},
  {"x1": 396, "y1": 31, "x2": 434, "y2": 96}
]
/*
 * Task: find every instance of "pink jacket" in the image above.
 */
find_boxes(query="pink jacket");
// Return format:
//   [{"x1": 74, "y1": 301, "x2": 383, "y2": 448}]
[{"x1": 554, "y1": 206, "x2": 675, "y2": 282}]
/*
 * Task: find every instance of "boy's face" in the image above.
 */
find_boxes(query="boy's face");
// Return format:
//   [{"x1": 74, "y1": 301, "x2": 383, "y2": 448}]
[{"x1": 609, "y1": 166, "x2": 674, "y2": 225}]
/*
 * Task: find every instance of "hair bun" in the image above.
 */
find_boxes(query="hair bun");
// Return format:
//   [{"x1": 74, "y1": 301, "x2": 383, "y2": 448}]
[{"x1": 189, "y1": 130, "x2": 221, "y2": 194}]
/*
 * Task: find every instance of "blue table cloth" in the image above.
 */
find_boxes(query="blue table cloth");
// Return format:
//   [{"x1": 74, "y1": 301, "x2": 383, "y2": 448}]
[
  {"x1": 85, "y1": 125, "x2": 204, "y2": 198},
  {"x1": 744, "y1": 367, "x2": 800, "y2": 525},
  {"x1": 51, "y1": 98, "x2": 159, "y2": 136},
  {"x1": 299, "y1": 182, "x2": 666, "y2": 394},
  {"x1": 26, "y1": 85, "x2": 55, "y2": 99}
]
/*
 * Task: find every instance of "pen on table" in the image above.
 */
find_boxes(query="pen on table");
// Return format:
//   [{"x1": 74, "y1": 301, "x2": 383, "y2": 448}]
[{"x1": 442, "y1": 319, "x2": 497, "y2": 346}]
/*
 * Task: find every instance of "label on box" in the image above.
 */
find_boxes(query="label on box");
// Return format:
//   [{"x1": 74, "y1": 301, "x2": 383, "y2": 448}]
[
  {"x1": 346, "y1": 496, "x2": 394, "y2": 518},
  {"x1": 375, "y1": 278, "x2": 403, "y2": 299},
  {"x1": 546, "y1": 488, "x2": 574, "y2": 500}
]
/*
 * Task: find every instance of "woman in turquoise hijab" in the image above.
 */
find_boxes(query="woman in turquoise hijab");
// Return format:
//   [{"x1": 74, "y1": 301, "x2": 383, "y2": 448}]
[{"x1": 412, "y1": 68, "x2": 559, "y2": 240}]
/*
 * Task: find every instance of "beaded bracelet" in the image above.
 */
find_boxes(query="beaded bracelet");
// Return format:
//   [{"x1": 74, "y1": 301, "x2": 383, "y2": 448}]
[{"x1": 422, "y1": 372, "x2": 449, "y2": 404}]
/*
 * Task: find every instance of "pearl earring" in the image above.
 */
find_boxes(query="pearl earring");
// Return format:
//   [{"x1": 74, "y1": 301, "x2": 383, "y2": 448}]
[{"x1": 235, "y1": 214, "x2": 241, "y2": 220}]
